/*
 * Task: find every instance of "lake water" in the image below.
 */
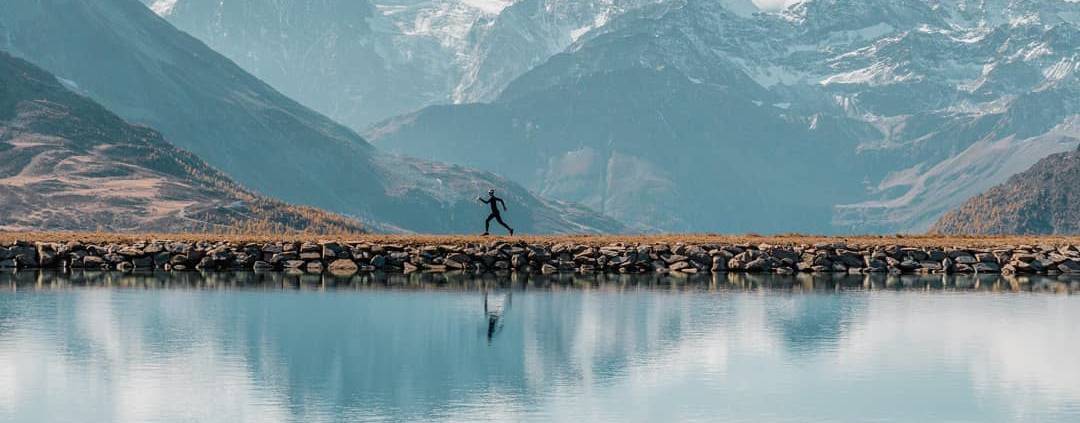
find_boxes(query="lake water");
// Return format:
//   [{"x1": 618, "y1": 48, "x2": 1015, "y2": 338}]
[{"x1": 0, "y1": 271, "x2": 1078, "y2": 422}]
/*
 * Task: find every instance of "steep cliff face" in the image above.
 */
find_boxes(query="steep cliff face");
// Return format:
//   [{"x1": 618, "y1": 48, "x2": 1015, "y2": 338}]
[
  {"x1": 0, "y1": 51, "x2": 364, "y2": 232},
  {"x1": 932, "y1": 145, "x2": 1080, "y2": 235},
  {"x1": 1, "y1": 0, "x2": 624, "y2": 234},
  {"x1": 371, "y1": 0, "x2": 1080, "y2": 233}
]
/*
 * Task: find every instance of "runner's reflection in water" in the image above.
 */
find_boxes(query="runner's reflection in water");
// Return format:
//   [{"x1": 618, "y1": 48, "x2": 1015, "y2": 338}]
[{"x1": 483, "y1": 289, "x2": 511, "y2": 344}]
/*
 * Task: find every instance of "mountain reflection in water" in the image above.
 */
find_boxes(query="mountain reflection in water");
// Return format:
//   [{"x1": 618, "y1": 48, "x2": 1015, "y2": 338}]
[
  {"x1": 0, "y1": 271, "x2": 1077, "y2": 422},
  {"x1": 1, "y1": 270, "x2": 1077, "y2": 293}
]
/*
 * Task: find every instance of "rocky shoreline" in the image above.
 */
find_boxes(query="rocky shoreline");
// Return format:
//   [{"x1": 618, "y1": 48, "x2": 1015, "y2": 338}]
[{"x1": 1, "y1": 239, "x2": 1079, "y2": 276}]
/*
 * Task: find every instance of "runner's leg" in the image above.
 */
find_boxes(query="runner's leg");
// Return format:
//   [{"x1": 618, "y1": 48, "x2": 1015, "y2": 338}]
[{"x1": 495, "y1": 214, "x2": 512, "y2": 233}]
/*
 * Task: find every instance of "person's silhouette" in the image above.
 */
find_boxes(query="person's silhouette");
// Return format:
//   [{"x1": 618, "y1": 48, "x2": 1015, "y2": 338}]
[
  {"x1": 479, "y1": 189, "x2": 514, "y2": 236},
  {"x1": 484, "y1": 290, "x2": 511, "y2": 343}
]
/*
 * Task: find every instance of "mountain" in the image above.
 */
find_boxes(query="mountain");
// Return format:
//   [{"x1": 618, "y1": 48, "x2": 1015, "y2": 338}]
[
  {"x1": 141, "y1": 0, "x2": 465, "y2": 129},
  {"x1": 0, "y1": 0, "x2": 623, "y2": 234},
  {"x1": 931, "y1": 145, "x2": 1080, "y2": 235},
  {"x1": 0, "y1": 51, "x2": 364, "y2": 232},
  {"x1": 140, "y1": 0, "x2": 679, "y2": 129},
  {"x1": 369, "y1": 0, "x2": 1080, "y2": 233},
  {"x1": 452, "y1": 0, "x2": 671, "y2": 104}
]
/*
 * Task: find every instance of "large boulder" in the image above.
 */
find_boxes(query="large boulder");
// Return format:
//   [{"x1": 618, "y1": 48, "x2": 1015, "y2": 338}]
[
  {"x1": 322, "y1": 242, "x2": 347, "y2": 260},
  {"x1": 11, "y1": 245, "x2": 38, "y2": 268},
  {"x1": 328, "y1": 259, "x2": 359, "y2": 274},
  {"x1": 973, "y1": 262, "x2": 1001, "y2": 274},
  {"x1": 1058, "y1": 260, "x2": 1080, "y2": 273}
]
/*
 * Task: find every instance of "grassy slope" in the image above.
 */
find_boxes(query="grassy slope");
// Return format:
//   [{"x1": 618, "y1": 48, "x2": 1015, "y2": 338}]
[{"x1": 0, "y1": 51, "x2": 366, "y2": 234}]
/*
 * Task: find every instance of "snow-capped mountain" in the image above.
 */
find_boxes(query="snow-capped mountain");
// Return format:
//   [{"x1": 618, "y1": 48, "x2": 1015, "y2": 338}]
[
  {"x1": 452, "y1": 0, "x2": 669, "y2": 103},
  {"x1": 142, "y1": 0, "x2": 464, "y2": 129},
  {"x1": 141, "y1": 0, "x2": 688, "y2": 129},
  {"x1": 370, "y1": 0, "x2": 1080, "y2": 233},
  {"x1": 1, "y1": 0, "x2": 625, "y2": 234}
]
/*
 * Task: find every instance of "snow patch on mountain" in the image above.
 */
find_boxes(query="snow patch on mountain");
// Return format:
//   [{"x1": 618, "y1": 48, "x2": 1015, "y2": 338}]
[
  {"x1": 1010, "y1": 41, "x2": 1054, "y2": 62},
  {"x1": 1010, "y1": 13, "x2": 1042, "y2": 27},
  {"x1": 736, "y1": 60, "x2": 811, "y2": 87},
  {"x1": 754, "y1": 0, "x2": 798, "y2": 12},
  {"x1": 568, "y1": 7, "x2": 617, "y2": 42},
  {"x1": 148, "y1": 0, "x2": 178, "y2": 16},
  {"x1": 821, "y1": 62, "x2": 920, "y2": 86},
  {"x1": 376, "y1": 0, "x2": 501, "y2": 52},
  {"x1": 1039, "y1": 57, "x2": 1078, "y2": 89},
  {"x1": 462, "y1": 0, "x2": 513, "y2": 14}
]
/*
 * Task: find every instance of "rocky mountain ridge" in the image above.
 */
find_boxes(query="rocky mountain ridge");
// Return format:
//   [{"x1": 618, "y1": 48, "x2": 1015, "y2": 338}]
[
  {"x1": 1, "y1": 0, "x2": 624, "y2": 234},
  {"x1": 933, "y1": 145, "x2": 1080, "y2": 234},
  {"x1": 370, "y1": 0, "x2": 1080, "y2": 233},
  {"x1": 0, "y1": 51, "x2": 364, "y2": 233}
]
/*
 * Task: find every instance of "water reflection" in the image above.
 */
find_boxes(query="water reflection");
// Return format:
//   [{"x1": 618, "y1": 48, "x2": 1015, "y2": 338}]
[
  {"x1": 1, "y1": 270, "x2": 1077, "y2": 293},
  {"x1": 484, "y1": 290, "x2": 511, "y2": 343},
  {"x1": 0, "y1": 271, "x2": 1077, "y2": 422}
]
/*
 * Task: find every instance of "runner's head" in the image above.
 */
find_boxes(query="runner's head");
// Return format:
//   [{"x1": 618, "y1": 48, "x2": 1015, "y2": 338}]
[{"x1": 488, "y1": 189, "x2": 495, "y2": 196}]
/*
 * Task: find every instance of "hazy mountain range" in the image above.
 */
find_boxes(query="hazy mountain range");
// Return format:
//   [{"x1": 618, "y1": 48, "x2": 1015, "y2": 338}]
[
  {"x1": 139, "y1": 0, "x2": 678, "y2": 129},
  {"x1": 367, "y1": 0, "x2": 1079, "y2": 233},
  {"x1": 1, "y1": 0, "x2": 1077, "y2": 234},
  {"x1": 0, "y1": 0, "x2": 623, "y2": 234},
  {"x1": 0, "y1": 51, "x2": 364, "y2": 232}
]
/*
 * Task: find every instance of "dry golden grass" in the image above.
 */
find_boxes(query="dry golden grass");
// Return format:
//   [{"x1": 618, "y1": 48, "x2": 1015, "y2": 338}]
[{"x1": 1, "y1": 231, "x2": 1078, "y2": 248}]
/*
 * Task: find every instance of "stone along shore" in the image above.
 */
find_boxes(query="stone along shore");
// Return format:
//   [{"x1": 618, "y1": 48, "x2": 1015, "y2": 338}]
[{"x1": 1, "y1": 238, "x2": 1079, "y2": 276}]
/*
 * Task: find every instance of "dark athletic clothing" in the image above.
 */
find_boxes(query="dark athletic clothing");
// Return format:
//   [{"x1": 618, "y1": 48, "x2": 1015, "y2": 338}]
[
  {"x1": 480, "y1": 195, "x2": 512, "y2": 233},
  {"x1": 481, "y1": 195, "x2": 505, "y2": 214},
  {"x1": 486, "y1": 213, "x2": 511, "y2": 233}
]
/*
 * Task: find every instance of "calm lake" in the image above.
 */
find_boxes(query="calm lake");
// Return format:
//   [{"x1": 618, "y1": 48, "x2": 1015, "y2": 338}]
[{"x1": 0, "y1": 271, "x2": 1078, "y2": 422}]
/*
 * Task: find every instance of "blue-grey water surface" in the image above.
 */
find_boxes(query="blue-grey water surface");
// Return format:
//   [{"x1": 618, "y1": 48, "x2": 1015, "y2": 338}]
[{"x1": 0, "y1": 271, "x2": 1078, "y2": 422}]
